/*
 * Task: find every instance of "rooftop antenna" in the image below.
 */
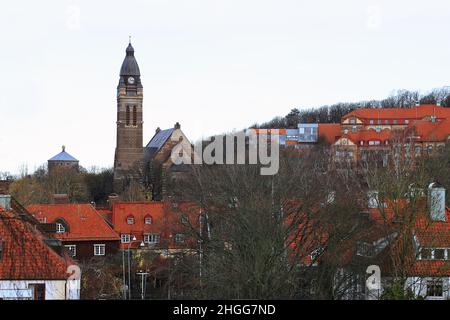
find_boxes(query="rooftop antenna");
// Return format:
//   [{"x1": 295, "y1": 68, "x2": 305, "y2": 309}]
[{"x1": 129, "y1": 35, "x2": 132, "y2": 44}]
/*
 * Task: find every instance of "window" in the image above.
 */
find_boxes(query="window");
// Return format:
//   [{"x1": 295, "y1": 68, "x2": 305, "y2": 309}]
[
  {"x1": 144, "y1": 216, "x2": 152, "y2": 225},
  {"x1": 405, "y1": 119, "x2": 409, "y2": 124},
  {"x1": 415, "y1": 145, "x2": 422, "y2": 156},
  {"x1": 393, "y1": 120, "x2": 398, "y2": 125},
  {"x1": 65, "y1": 245, "x2": 76, "y2": 257},
  {"x1": 144, "y1": 234, "x2": 160, "y2": 244},
  {"x1": 126, "y1": 105, "x2": 130, "y2": 126},
  {"x1": 94, "y1": 244, "x2": 105, "y2": 256},
  {"x1": 378, "y1": 120, "x2": 382, "y2": 124},
  {"x1": 385, "y1": 120, "x2": 389, "y2": 124},
  {"x1": 132, "y1": 105, "x2": 137, "y2": 126},
  {"x1": 420, "y1": 248, "x2": 432, "y2": 260},
  {"x1": 56, "y1": 223, "x2": 66, "y2": 233},
  {"x1": 121, "y1": 234, "x2": 130, "y2": 243},
  {"x1": 427, "y1": 145, "x2": 433, "y2": 155},
  {"x1": 427, "y1": 279, "x2": 443, "y2": 297},
  {"x1": 174, "y1": 234, "x2": 185, "y2": 243},
  {"x1": 0, "y1": 240, "x2": 3, "y2": 261},
  {"x1": 29, "y1": 284, "x2": 46, "y2": 300},
  {"x1": 181, "y1": 215, "x2": 189, "y2": 225},
  {"x1": 127, "y1": 216, "x2": 135, "y2": 225},
  {"x1": 369, "y1": 120, "x2": 374, "y2": 124},
  {"x1": 434, "y1": 249, "x2": 445, "y2": 260}
]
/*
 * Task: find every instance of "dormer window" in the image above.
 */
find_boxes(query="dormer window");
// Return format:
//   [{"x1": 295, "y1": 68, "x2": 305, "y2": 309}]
[
  {"x1": 181, "y1": 215, "x2": 189, "y2": 225},
  {"x1": 56, "y1": 223, "x2": 65, "y2": 233},
  {"x1": 127, "y1": 216, "x2": 135, "y2": 225},
  {"x1": 144, "y1": 216, "x2": 152, "y2": 225},
  {"x1": 55, "y1": 219, "x2": 68, "y2": 234}
]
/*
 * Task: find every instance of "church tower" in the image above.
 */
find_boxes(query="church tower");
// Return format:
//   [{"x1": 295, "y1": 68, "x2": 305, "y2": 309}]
[{"x1": 113, "y1": 41, "x2": 144, "y2": 190}]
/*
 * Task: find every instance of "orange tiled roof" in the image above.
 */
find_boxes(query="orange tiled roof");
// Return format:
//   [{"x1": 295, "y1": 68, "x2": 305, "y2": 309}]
[
  {"x1": 341, "y1": 128, "x2": 392, "y2": 145},
  {"x1": 342, "y1": 105, "x2": 450, "y2": 121},
  {"x1": 0, "y1": 208, "x2": 71, "y2": 280},
  {"x1": 318, "y1": 124, "x2": 341, "y2": 144},
  {"x1": 407, "y1": 118, "x2": 450, "y2": 142},
  {"x1": 112, "y1": 201, "x2": 201, "y2": 249},
  {"x1": 26, "y1": 204, "x2": 120, "y2": 242}
]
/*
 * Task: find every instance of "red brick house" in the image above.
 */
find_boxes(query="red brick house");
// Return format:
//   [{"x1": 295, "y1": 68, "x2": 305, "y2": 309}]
[
  {"x1": 111, "y1": 201, "x2": 202, "y2": 254},
  {"x1": 26, "y1": 204, "x2": 120, "y2": 261}
]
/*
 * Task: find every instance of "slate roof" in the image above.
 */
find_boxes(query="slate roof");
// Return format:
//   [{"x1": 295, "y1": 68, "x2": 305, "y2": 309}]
[
  {"x1": 120, "y1": 43, "x2": 140, "y2": 76},
  {"x1": 48, "y1": 147, "x2": 78, "y2": 162},
  {"x1": 144, "y1": 128, "x2": 175, "y2": 160}
]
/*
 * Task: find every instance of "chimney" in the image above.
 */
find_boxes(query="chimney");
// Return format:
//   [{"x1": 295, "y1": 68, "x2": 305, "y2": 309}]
[
  {"x1": 428, "y1": 183, "x2": 446, "y2": 222},
  {"x1": 155, "y1": 127, "x2": 161, "y2": 134},
  {"x1": 108, "y1": 193, "x2": 120, "y2": 210},
  {"x1": 0, "y1": 195, "x2": 11, "y2": 210},
  {"x1": 174, "y1": 122, "x2": 181, "y2": 129},
  {"x1": 53, "y1": 194, "x2": 69, "y2": 204}
]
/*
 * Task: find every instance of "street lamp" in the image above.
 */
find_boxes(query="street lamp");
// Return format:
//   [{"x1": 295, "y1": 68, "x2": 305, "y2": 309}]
[
  {"x1": 127, "y1": 238, "x2": 146, "y2": 300},
  {"x1": 122, "y1": 236, "x2": 139, "y2": 300},
  {"x1": 136, "y1": 270, "x2": 150, "y2": 300}
]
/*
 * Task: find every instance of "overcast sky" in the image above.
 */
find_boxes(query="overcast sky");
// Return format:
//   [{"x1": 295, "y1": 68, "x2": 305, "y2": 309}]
[{"x1": 1, "y1": 0, "x2": 450, "y2": 175}]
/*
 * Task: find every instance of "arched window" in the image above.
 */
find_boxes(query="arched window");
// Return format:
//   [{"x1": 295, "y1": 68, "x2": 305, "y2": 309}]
[
  {"x1": 127, "y1": 215, "x2": 135, "y2": 225},
  {"x1": 133, "y1": 105, "x2": 137, "y2": 126},
  {"x1": 126, "y1": 105, "x2": 130, "y2": 126},
  {"x1": 144, "y1": 215, "x2": 152, "y2": 225}
]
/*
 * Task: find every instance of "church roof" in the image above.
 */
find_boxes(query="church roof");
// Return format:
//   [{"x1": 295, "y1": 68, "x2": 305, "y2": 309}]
[
  {"x1": 145, "y1": 128, "x2": 175, "y2": 159},
  {"x1": 48, "y1": 146, "x2": 78, "y2": 162},
  {"x1": 120, "y1": 43, "x2": 141, "y2": 76}
]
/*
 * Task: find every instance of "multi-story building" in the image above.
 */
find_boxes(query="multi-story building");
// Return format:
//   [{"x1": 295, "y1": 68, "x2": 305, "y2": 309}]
[
  {"x1": 111, "y1": 201, "x2": 202, "y2": 254},
  {"x1": 26, "y1": 204, "x2": 120, "y2": 260}
]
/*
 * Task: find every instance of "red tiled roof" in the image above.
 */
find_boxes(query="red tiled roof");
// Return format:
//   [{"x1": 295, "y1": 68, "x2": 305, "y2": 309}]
[
  {"x1": 26, "y1": 204, "x2": 120, "y2": 242},
  {"x1": 341, "y1": 128, "x2": 392, "y2": 145},
  {"x1": 112, "y1": 201, "x2": 201, "y2": 249},
  {"x1": 0, "y1": 208, "x2": 71, "y2": 280},
  {"x1": 318, "y1": 124, "x2": 341, "y2": 144},
  {"x1": 407, "y1": 118, "x2": 450, "y2": 142},
  {"x1": 367, "y1": 202, "x2": 450, "y2": 276},
  {"x1": 342, "y1": 105, "x2": 450, "y2": 122}
]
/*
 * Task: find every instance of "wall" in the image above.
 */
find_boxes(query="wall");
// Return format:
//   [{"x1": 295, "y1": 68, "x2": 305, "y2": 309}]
[{"x1": 0, "y1": 280, "x2": 80, "y2": 300}]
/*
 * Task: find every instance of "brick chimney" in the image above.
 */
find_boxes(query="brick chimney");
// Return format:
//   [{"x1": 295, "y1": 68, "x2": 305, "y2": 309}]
[
  {"x1": 108, "y1": 193, "x2": 120, "y2": 210},
  {"x1": 53, "y1": 194, "x2": 69, "y2": 204}
]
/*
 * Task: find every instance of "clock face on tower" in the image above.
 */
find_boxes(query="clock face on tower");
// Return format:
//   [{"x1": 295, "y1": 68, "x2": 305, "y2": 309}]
[{"x1": 128, "y1": 77, "x2": 135, "y2": 84}]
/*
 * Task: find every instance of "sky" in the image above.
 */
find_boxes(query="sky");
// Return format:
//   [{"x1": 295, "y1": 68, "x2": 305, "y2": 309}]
[{"x1": 1, "y1": 0, "x2": 450, "y2": 175}]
